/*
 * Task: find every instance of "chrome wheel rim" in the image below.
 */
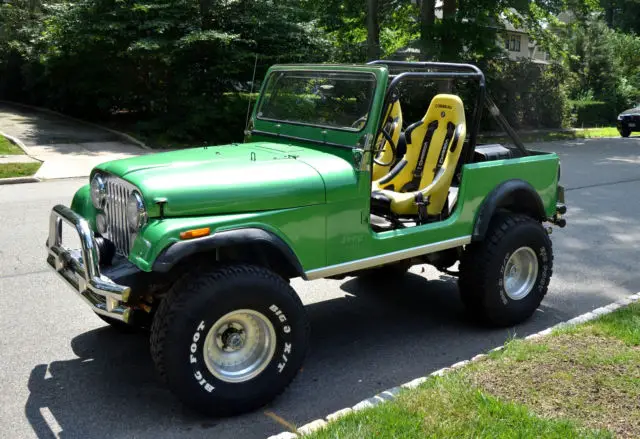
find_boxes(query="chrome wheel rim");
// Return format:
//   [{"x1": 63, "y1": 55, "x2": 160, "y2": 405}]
[
  {"x1": 503, "y1": 247, "x2": 539, "y2": 301},
  {"x1": 203, "y1": 309, "x2": 276, "y2": 383}
]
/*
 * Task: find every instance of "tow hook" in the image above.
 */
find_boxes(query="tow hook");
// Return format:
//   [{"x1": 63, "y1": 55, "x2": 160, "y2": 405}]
[{"x1": 549, "y1": 203, "x2": 567, "y2": 228}]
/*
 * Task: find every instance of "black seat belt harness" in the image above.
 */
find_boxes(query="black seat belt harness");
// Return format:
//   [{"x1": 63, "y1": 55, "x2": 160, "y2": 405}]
[{"x1": 407, "y1": 120, "x2": 438, "y2": 191}]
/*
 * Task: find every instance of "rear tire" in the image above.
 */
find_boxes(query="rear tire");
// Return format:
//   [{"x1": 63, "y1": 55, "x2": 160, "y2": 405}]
[
  {"x1": 458, "y1": 214, "x2": 553, "y2": 327},
  {"x1": 150, "y1": 264, "x2": 309, "y2": 416},
  {"x1": 621, "y1": 129, "x2": 631, "y2": 138}
]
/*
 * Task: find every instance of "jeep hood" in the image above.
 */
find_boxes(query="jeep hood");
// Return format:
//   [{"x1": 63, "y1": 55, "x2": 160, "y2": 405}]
[{"x1": 95, "y1": 142, "x2": 351, "y2": 217}]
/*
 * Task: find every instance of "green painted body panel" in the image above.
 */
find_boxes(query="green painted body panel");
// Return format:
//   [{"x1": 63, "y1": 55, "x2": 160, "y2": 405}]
[
  {"x1": 324, "y1": 153, "x2": 560, "y2": 266},
  {"x1": 130, "y1": 205, "x2": 328, "y2": 272},
  {"x1": 125, "y1": 152, "x2": 559, "y2": 273},
  {"x1": 95, "y1": 142, "x2": 352, "y2": 217},
  {"x1": 66, "y1": 63, "x2": 562, "y2": 278},
  {"x1": 71, "y1": 184, "x2": 98, "y2": 231}
]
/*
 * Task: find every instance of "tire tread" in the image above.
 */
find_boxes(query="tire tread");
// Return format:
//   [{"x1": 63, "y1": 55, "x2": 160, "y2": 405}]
[
  {"x1": 149, "y1": 264, "x2": 307, "y2": 414},
  {"x1": 458, "y1": 213, "x2": 553, "y2": 325}
]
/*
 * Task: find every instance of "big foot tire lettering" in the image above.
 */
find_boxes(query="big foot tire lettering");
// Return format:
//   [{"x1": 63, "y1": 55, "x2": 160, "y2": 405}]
[{"x1": 150, "y1": 264, "x2": 309, "y2": 416}]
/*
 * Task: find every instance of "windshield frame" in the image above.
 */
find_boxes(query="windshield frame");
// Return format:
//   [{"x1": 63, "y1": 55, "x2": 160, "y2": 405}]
[{"x1": 254, "y1": 69, "x2": 378, "y2": 133}]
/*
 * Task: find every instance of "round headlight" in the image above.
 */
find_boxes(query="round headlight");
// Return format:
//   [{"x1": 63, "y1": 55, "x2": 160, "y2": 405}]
[
  {"x1": 90, "y1": 174, "x2": 107, "y2": 209},
  {"x1": 126, "y1": 191, "x2": 147, "y2": 232}
]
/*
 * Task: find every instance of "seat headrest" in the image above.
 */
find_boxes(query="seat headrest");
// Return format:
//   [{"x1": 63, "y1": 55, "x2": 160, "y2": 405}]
[{"x1": 424, "y1": 94, "x2": 465, "y2": 124}]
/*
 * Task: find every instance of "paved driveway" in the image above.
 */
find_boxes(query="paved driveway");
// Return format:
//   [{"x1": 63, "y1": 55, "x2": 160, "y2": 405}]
[
  {"x1": 1, "y1": 137, "x2": 639, "y2": 438},
  {"x1": 0, "y1": 102, "x2": 146, "y2": 179}
]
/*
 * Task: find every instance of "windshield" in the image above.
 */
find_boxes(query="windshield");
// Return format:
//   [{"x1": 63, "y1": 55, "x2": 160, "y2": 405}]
[{"x1": 256, "y1": 70, "x2": 377, "y2": 131}]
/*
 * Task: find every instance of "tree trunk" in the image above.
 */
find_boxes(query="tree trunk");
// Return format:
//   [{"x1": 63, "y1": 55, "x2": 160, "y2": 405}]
[
  {"x1": 200, "y1": 0, "x2": 213, "y2": 30},
  {"x1": 604, "y1": 3, "x2": 614, "y2": 28},
  {"x1": 420, "y1": 0, "x2": 436, "y2": 60},
  {"x1": 441, "y1": 0, "x2": 458, "y2": 61},
  {"x1": 442, "y1": 0, "x2": 456, "y2": 18},
  {"x1": 367, "y1": 0, "x2": 380, "y2": 61}
]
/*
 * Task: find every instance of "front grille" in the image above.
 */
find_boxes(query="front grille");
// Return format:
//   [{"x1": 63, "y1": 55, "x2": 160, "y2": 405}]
[{"x1": 105, "y1": 177, "x2": 133, "y2": 256}]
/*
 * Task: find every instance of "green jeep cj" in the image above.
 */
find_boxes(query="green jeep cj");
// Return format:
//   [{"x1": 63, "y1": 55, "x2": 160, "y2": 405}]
[{"x1": 46, "y1": 61, "x2": 567, "y2": 416}]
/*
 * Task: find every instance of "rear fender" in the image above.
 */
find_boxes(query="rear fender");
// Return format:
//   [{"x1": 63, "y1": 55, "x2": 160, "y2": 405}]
[{"x1": 472, "y1": 179, "x2": 546, "y2": 241}]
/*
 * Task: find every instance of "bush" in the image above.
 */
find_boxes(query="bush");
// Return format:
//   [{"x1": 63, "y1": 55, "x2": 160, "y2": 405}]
[
  {"x1": 480, "y1": 59, "x2": 570, "y2": 130},
  {"x1": 568, "y1": 100, "x2": 617, "y2": 127},
  {"x1": 127, "y1": 93, "x2": 259, "y2": 147},
  {"x1": 1, "y1": 0, "x2": 330, "y2": 147}
]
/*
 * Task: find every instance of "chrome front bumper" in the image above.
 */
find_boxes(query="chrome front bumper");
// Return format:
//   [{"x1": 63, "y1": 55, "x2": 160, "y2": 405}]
[{"x1": 46, "y1": 205, "x2": 132, "y2": 322}]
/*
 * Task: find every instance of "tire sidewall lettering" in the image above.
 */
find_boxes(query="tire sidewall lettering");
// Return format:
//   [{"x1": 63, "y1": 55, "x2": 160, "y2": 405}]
[
  {"x1": 189, "y1": 319, "x2": 215, "y2": 393},
  {"x1": 186, "y1": 302, "x2": 296, "y2": 393},
  {"x1": 269, "y1": 304, "x2": 294, "y2": 373}
]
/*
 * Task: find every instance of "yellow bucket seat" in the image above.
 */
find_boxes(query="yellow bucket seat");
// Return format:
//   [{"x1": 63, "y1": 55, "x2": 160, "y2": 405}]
[
  {"x1": 371, "y1": 96, "x2": 404, "y2": 181},
  {"x1": 371, "y1": 94, "x2": 467, "y2": 218}
]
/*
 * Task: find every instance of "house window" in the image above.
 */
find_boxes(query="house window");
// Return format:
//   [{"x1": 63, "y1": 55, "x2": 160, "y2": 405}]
[{"x1": 504, "y1": 34, "x2": 521, "y2": 52}]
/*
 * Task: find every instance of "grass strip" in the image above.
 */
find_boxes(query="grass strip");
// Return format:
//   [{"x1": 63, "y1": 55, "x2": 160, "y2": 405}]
[
  {"x1": 307, "y1": 302, "x2": 640, "y2": 439},
  {"x1": 0, "y1": 134, "x2": 25, "y2": 155},
  {"x1": 0, "y1": 162, "x2": 41, "y2": 178},
  {"x1": 480, "y1": 127, "x2": 623, "y2": 144}
]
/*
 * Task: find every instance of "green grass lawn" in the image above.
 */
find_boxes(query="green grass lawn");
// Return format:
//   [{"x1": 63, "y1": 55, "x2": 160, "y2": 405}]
[
  {"x1": 0, "y1": 134, "x2": 25, "y2": 155},
  {"x1": 480, "y1": 126, "x2": 622, "y2": 144},
  {"x1": 0, "y1": 162, "x2": 41, "y2": 178},
  {"x1": 305, "y1": 302, "x2": 640, "y2": 439}
]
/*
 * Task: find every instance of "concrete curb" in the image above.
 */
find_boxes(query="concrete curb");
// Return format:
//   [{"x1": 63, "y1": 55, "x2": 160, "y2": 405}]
[
  {"x1": 267, "y1": 292, "x2": 640, "y2": 438},
  {"x1": 0, "y1": 176, "x2": 40, "y2": 185},
  {"x1": 0, "y1": 131, "x2": 42, "y2": 184},
  {"x1": 0, "y1": 129, "x2": 37, "y2": 158},
  {"x1": 0, "y1": 100, "x2": 151, "y2": 150}
]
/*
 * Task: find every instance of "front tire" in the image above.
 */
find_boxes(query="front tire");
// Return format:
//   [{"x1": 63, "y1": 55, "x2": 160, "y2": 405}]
[
  {"x1": 458, "y1": 214, "x2": 553, "y2": 327},
  {"x1": 150, "y1": 264, "x2": 309, "y2": 416}
]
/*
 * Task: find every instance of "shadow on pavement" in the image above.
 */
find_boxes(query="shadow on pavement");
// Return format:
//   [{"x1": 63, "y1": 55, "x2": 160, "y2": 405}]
[
  {"x1": 0, "y1": 104, "x2": 120, "y2": 145},
  {"x1": 24, "y1": 271, "x2": 577, "y2": 439},
  {"x1": 23, "y1": 139, "x2": 640, "y2": 438}
]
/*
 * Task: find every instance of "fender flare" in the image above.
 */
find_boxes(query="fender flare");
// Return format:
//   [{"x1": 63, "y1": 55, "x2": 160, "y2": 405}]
[
  {"x1": 152, "y1": 228, "x2": 305, "y2": 278},
  {"x1": 472, "y1": 179, "x2": 546, "y2": 241}
]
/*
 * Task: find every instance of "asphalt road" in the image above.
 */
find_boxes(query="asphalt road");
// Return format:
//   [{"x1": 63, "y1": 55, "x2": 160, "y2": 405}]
[{"x1": 2, "y1": 136, "x2": 640, "y2": 438}]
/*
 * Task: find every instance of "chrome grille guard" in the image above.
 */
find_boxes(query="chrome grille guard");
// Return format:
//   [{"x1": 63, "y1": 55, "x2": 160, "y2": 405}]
[{"x1": 46, "y1": 204, "x2": 132, "y2": 322}]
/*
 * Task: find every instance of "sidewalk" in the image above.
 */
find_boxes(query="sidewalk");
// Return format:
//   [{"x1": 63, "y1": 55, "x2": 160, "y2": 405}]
[{"x1": 0, "y1": 102, "x2": 148, "y2": 179}]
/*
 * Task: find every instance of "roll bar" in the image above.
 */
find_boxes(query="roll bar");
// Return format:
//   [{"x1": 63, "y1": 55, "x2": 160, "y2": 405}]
[
  {"x1": 367, "y1": 60, "x2": 529, "y2": 159},
  {"x1": 367, "y1": 60, "x2": 484, "y2": 77}
]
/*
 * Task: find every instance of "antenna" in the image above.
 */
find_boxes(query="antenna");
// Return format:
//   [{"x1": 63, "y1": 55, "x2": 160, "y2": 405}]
[{"x1": 245, "y1": 53, "x2": 259, "y2": 131}]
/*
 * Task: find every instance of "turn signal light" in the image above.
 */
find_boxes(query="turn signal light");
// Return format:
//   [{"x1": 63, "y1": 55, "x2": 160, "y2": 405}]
[{"x1": 180, "y1": 227, "x2": 210, "y2": 240}]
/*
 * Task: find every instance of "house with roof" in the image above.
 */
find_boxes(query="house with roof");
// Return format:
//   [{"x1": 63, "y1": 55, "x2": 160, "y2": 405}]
[
  {"x1": 500, "y1": 17, "x2": 550, "y2": 63},
  {"x1": 402, "y1": 1, "x2": 551, "y2": 63}
]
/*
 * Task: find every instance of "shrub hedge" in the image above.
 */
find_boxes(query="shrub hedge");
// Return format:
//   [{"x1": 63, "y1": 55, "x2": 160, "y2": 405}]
[{"x1": 568, "y1": 100, "x2": 617, "y2": 127}]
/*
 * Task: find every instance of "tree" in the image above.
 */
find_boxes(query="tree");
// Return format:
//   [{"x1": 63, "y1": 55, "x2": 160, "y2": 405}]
[
  {"x1": 367, "y1": 0, "x2": 380, "y2": 60},
  {"x1": 600, "y1": 0, "x2": 640, "y2": 34},
  {"x1": 566, "y1": 18, "x2": 619, "y2": 101},
  {"x1": 419, "y1": 0, "x2": 435, "y2": 59}
]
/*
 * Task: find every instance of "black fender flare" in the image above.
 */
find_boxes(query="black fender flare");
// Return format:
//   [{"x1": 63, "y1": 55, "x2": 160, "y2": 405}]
[
  {"x1": 152, "y1": 228, "x2": 305, "y2": 278},
  {"x1": 472, "y1": 179, "x2": 546, "y2": 241}
]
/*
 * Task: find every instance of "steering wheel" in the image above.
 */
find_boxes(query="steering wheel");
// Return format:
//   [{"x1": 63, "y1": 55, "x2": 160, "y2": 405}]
[{"x1": 373, "y1": 128, "x2": 397, "y2": 167}]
